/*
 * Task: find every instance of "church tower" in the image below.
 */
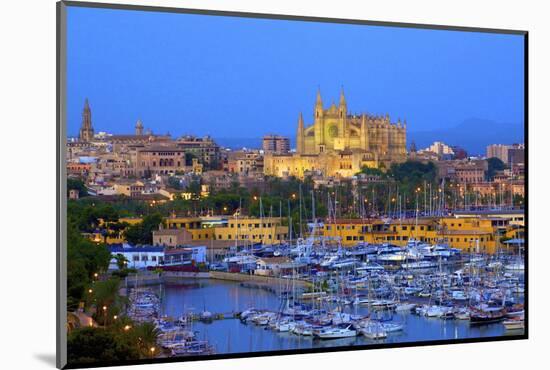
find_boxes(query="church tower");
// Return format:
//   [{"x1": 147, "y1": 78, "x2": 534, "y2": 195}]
[
  {"x1": 313, "y1": 88, "x2": 324, "y2": 152},
  {"x1": 79, "y1": 98, "x2": 94, "y2": 142},
  {"x1": 338, "y1": 88, "x2": 347, "y2": 117},
  {"x1": 296, "y1": 112, "x2": 305, "y2": 154},
  {"x1": 135, "y1": 119, "x2": 144, "y2": 136},
  {"x1": 338, "y1": 88, "x2": 347, "y2": 143}
]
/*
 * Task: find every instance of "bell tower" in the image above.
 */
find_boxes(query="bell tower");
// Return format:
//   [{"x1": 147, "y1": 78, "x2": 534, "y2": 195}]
[
  {"x1": 314, "y1": 88, "x2": 325, "y2": 152},
  {"x1": 79, "y1": 98, "x2": 94, "y2": 142}
]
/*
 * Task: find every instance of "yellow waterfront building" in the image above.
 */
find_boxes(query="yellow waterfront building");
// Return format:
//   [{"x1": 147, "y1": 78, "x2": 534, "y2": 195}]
[
  {"x1": 92, "y1": 215, "x2": 289, "y2": 245},
  {"x1": 321, "y1": 216, "x2": 519, "y2": 254},
  {"x1": 264, "y1": 89, "x2": 407, "y2": 179},
  {"x1": 165, "y1": 216, "x2": 287, "y2": 243}
]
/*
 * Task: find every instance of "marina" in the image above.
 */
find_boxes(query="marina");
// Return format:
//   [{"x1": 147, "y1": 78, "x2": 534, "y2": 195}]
[{"x1": 124, "y1": 241, "x2": 524, "y2": 357}]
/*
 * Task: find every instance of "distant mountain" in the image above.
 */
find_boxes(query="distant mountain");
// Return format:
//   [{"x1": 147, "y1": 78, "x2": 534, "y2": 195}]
[{"x1": 409, "y1": 119, "x2": 524, "y2": 156}]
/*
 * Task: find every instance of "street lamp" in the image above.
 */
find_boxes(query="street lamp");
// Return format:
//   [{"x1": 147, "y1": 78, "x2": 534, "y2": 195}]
[
  {"x1": 150, "y1": 347, "x2": 156, "y2": 358},
  {"x1": 124, "y1": 325, "x2": 131, "y2": 331},
  {"x1": 102, "y1": 306, "x2": 108, "y2": 327}
]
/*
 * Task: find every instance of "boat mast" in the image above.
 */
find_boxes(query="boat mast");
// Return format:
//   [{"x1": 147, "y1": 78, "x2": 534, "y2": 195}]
[{"x1": 299, "y1": 183, "x2": 303, "y2": 239}]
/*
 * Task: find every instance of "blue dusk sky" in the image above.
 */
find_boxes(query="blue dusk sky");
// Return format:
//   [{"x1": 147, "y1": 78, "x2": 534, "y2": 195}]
[{"x1": 66, "y1": 6, "x2": 525, "y2": 152}]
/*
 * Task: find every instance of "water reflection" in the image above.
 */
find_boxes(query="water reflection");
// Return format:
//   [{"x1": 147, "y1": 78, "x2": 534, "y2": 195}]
[{"x1": 160, "y1": 279, "x2": 511, "y2": 355}]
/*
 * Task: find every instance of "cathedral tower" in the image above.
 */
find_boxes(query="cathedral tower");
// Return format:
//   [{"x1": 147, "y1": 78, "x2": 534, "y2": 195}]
[
  {"x1": 296, "y1": 112, "x2": 305, "y2": 154},
  {"x1": 338, "y1": 88, "x2": 347, "y2": 145},
  {"x1": 79, "y1": 98, "x2": 94, "y2": 142},
  {"x1": 314, "y1": 88, "x2": 324, "y2": 151}
]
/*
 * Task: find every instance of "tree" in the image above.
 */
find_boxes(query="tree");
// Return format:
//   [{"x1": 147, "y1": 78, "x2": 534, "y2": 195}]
[
  {"x1": 67, "y1": 178, "x2": 88, "y2": 197},
  {"x1": 67, "y1": 327, "x2": 139, "y2": 365},
  {"x1": 388, "y1": 160, "x2": 437, "y2": 185},
  {"x1": 487, "y1": 157, "x2": 506, "y2": 180},
  {"x1": 114, "y1": 253, "x2": 128, "y2": 270},
  {"x1": 357, "y1": 166, "x2": 385, "y2": 177},
  {"x1": 186, "y1": 178, "x2": 201, "y2": 198},
  {"x1": 89, "y1": 278, "x2": 125, "y2": 326},
  {"x1": 131, "y1": 322, "x2": 161, "y2": 358},
  {"x1": 167, "y1": 176, "x2": 184, "y2": 190},
  {"x1": 124, "y1": 213, "x2": 163, "y2": 245},
  {"x1": 66, "y1": 224, "x2": 111, "y2": 310}
]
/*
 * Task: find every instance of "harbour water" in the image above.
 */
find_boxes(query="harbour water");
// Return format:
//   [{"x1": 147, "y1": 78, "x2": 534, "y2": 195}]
[{"x1": 159, "y1": 278, "x2": 515, "y2": 355}]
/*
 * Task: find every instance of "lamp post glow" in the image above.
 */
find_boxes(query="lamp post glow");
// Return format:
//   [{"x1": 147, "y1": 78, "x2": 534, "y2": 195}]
[{"x1": 103, "y1": 306, "x2": 108, "y2": 327}]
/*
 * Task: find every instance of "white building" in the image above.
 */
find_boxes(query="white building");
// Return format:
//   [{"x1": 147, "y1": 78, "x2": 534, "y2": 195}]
[
  {"x1": 108, "y1": 245, "x2": 165, "y2": 270},
  {"x1": 163, "y1": 246, "x2": 207, "y2": 266},
  {"x1": 422, "y1": 141, "x2": 454, "y2": 157}
]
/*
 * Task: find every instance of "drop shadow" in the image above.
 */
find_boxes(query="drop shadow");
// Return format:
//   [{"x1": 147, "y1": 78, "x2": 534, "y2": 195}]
[{"x1": 34, "y1": 353, "x2": 57, "y2": 367}]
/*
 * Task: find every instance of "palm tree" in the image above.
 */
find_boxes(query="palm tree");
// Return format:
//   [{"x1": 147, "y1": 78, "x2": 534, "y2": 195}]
[
  {"x1": 115, "y1": 253, "x2": 128, "y2": 270},
  {"x1": 89, "y1": 278, "x2": 125, "y2": 326},
  {"x1": 132, "y1": 322, "x2": 161, "y2": 358}
]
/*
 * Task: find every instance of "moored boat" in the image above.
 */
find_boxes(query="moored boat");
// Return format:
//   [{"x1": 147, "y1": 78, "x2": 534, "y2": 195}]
[
  {"x1": 313, "y1": 325, "x2": 357, "y2": 339},
  {"x1": 503, "y1": 318, "x2": 524, "y2": 331}
]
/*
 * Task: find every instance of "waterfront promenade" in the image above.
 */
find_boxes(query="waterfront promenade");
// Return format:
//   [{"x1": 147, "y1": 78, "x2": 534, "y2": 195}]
[{"x1": 122, "y1": 270, "x2": 311, "y2": 290}]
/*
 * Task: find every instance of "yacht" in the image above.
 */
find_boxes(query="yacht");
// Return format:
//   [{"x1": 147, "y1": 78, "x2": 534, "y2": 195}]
[
  {"x1": 395, "y1": 302, "x2": 416, "y2": 312},
  {"x1": 314, "y1": 325, "x2": 357, "y2": 339},
  {"x1": 401, "y1": 261, "x2": 437, "y2": 269},
  {"x1": 359, "y1": 322, "x2": 387, "y2": 339},
  {"x1": 505, "y1": 262, "x2": 524, "y2": 271}
]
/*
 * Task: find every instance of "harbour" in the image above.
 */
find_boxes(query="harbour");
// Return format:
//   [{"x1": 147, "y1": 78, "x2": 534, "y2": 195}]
[{"x1": 124, "y1": 243, "x2": 525, "y2": 357}]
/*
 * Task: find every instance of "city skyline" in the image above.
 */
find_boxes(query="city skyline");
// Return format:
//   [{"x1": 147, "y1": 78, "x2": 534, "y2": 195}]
[{"x1": 67, "y1": 7, "x2": 524, "y2": 151}]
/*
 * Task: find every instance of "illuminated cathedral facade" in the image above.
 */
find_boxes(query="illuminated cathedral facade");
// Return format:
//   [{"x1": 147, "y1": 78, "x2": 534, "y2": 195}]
[{"x1": 264, "y1": 89, "x2": 407, "y2": 178}]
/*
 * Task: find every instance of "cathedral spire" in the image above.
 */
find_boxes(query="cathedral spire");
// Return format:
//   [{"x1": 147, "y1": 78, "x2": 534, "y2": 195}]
[
  {"x1": 315, "y1": 88, "x2": 324, "y2": 120},
  {"x1": 316, "y1": 88, "x2": 323, "y2": 107},
  {"x1": 339, "y1": 86, "x2": 346, "y2": 107},
  {"x1": 338, "y1": 86, "x2": 347, "y2": 120}
]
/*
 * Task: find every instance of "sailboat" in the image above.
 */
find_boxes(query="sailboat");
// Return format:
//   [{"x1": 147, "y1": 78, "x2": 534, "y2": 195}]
[{"x1": 314, "y1": 324, "x2": 356, "y2": 339}]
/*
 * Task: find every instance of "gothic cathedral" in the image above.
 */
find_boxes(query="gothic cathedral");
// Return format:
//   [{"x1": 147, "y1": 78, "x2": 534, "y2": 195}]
[{"x1": 264, "y1": 89, "x2": 407, "y2": 178}]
